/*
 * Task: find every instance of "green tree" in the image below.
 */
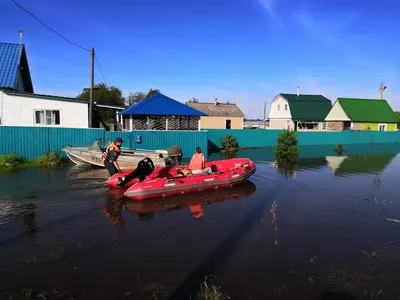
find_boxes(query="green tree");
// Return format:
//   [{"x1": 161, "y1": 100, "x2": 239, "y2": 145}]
[
  {"x1": 145, "y1": 88, "x2": 160, "y2": 98},
  {"x1": 127, "y1": 92, "x2": 146, "y2": 106},
  {"x1": 275, "y1": 130, "x2": 299, "y2": 177},
  {"x1": 188, "y1": 97, "x2": 199, "y2": 103},
  {"x1": 77, "y1": 83, "x2": 125, "y2": 122},
  {"x1": 126, "y1": 89, "x2": 161, "y2": 106}
]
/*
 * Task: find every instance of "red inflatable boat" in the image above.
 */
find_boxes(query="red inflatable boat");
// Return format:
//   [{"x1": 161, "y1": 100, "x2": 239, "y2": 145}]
[{"x1": 107, "y1": 158, "x2": 256, "y2": 201}]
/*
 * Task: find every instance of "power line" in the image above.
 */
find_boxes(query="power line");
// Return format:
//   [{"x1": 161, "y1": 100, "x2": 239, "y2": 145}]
[
  {"x1": 31, "y1": 72, "x2": 69, "y2": 97},
  {"x1": 95, "y1": 53, "x2": 107, "y2": 86},
  {"x1": 11, "y1": 0, "x2": 90, "y2": 52}
]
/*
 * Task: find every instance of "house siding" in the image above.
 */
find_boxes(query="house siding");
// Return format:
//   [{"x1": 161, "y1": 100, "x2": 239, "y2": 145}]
[
  {"x1": 327, "y1": 121, "x2": 344, "y2": 131},
  {"x1": 268, "y1": 95, "x2": 293, "y2": 129},
  {"x1": 388, "y1": 123, "x2": 397, "y2": 131},
  {"x1": 268, "y1": 95, "x2": 291, "y2": 120},
  {"x1": 353, "y1": 123, "x2": 363, "y2": 130},
  {"x1": 362, "y1": 123, "x2": 397, "y2": 131},
  {"x1": 362, "y1": 123, "x2": 378, "y2": 131},
  {"x1": 200, "y1": 116, "x2": 243, "y2": 129},
  {"x1": 325, "y1": 101, "x2": 350, "y2": 121},
  {"x1": 269, "y1": 119, "x2": 295, "y2": 130},
  {"x1": 0, "y1": 91, "x2": 88, "y2": 128}
]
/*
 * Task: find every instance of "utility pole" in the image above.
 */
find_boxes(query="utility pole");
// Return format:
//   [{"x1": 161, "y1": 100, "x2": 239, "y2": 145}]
[
  {"x1": 89, "y1": 47, "x2": 95, "y2": 128},
  {"x1": 379, "y1": 82, "x2": 386, "y2": 100}
]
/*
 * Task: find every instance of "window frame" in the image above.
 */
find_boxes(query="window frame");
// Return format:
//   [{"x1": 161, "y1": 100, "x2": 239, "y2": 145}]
[
  {"x1": 33, "y1": 109, "x2": 62, "y2": 126},
  {"x1": 378, "y1": 123, "x2": 387, "y2": 131}
]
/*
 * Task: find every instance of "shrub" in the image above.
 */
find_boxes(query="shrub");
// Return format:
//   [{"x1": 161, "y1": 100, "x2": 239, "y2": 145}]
[
  {"x1": 36, "y1": 152, "x2": 62, "y2": 167},
  {"x1": 275, "y1": 130, "x2": 299, "y2": 159},
  {"x1": 223, "y1": 149, "x2": 238, "y2": 159},
  {"x1": 220, "y1": 135, "x2": 238, "y2": 150},
  {"x1": 0, "y1": 154, "x2": 26, "y2": 168},
  {"x1": 335, "y1": 144, "x2": 344, "y2": 156}
]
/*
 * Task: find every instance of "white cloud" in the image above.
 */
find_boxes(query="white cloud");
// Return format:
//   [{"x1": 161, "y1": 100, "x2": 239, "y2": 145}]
[{"x1": 256, "y1": 0, "x2": 281, "y2": 23}]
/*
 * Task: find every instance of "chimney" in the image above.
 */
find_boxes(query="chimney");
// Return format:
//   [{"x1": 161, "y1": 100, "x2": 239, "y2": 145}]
[
  {"x1": 297, "y1": 87, "x2": 300, "y2": 96},
  {"x1": 214, "y1": 98, "x2": 218, "y2": 106}
]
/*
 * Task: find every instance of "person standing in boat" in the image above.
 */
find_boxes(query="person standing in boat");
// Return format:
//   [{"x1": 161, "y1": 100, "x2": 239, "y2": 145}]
[
  {"x1": 188, "y1": 147, "x2": 212, "y2": 174},
  {"x1": 103, "y1": 137, "x2": 124, "y2": 176}
]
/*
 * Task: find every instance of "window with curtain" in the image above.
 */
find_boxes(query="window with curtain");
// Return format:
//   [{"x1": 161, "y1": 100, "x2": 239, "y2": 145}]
[{"x1": 34, "y1": 110, "x2": 61, "y2": 125}]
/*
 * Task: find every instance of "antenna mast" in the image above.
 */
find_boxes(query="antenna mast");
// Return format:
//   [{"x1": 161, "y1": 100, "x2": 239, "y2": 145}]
[{"x1": 18, "y1": 29, "x2": 26, "y2": 45}]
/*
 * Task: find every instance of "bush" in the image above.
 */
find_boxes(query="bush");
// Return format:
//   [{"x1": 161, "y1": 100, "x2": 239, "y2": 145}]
[
  {"x1": 220, "y1": 135, "x2": 238, "y2": 150},
  {"x1": 275, "y1": 130, "x2": 299, "y2": 159},
  {"x1": 0, "y1": 154, "x2": 26, "y2": 168},
  {"x1": 335, "y1": 144, "x2": 344, "y2": 156},
  {"x1": 36, "y1": 152, "x2": 62, "y2": 167}
]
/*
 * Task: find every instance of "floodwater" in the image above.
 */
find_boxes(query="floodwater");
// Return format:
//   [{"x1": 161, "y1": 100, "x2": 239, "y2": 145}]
[{"x1": 1, "y1": 143, "x2": 400, "y2": 300}]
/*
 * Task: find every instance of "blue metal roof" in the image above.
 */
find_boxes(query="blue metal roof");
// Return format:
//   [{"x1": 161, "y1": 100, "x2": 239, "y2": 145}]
[
  {"x1": 0, "y1": 43, "x2": 33, "y2": 92},
  {"x1": 119, "y1": 93, "x2": 207, "y2": 116}
]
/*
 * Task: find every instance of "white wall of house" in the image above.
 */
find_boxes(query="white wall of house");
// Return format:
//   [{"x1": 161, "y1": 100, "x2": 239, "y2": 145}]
[
  {"x1": 325, "y1": 100, "x2": 350, "y2": 121},
  {"x1": 267, "y1": 95, "x2": 293, "y2": 129},
  {"x1": 0, "y1": 91, "x2": 88, "y2": 128}
]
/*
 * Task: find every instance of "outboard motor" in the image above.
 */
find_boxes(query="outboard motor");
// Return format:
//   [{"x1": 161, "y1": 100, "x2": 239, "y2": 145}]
[
  {"x1": 165, "y1": 145, "x2": 183, "y2": 166},
  {"x1": 117, "y1": 157, "x2": 155, "y2": 186}
]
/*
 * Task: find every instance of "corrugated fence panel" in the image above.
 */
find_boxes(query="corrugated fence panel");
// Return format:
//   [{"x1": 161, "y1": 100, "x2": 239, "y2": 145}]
[
  {"x1": 207, "y1": 129, "x2": 282, "y2": 148},
  {"x1": 0, "y1": 126, "x2": 49, "y2": 160},
  {"x1": 107, "y1": 130, "x2": 208, "y2": 158},
  {"x1": 207, "y1": 129, "x2": 400, "y2": 148},
  {"x1": 48, "y1": 128, "x2": 104, "y2": 158},
  {"x1": 104, "y1": 131, "x2": 136, "y2": 150},
  {"x1": 0, "y1": 127, "x2": 209, "y2": 160}
]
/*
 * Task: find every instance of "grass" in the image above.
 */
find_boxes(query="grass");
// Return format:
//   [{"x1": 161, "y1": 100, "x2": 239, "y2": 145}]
[
  {"x1": 196, "y1": 278, "x2": 227, "y2": 300},
  {"x1": 0, "y1": 152, "x2": 63, "y2": 169},
  {"x1": 6, "y1": 288, "x2": 71, "y2": 300}
]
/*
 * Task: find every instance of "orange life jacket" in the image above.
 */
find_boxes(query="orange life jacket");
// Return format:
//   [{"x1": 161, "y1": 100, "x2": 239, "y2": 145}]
[
  {"x1": 188, "y1": 153, "x2": 205, "y2": 170},
  {"x1": 189, "y1": 204, "x2": 205, "y2": 219},
  {"x1": 102, "y1": 142, "x2": 121, "y2": 162}
]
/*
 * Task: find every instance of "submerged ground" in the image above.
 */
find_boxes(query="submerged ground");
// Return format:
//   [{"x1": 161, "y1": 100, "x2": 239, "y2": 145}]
[{"x1": 1, "y1": 143, "x2": 400, "y2": 300}]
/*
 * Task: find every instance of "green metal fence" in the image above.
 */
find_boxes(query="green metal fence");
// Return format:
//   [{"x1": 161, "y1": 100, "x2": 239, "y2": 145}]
[
  {"x1": 208, "y1": 129, "x2": 400, "y2": 149},
  {"x1": 0, "y1": 127, "x2": 208, "y2": 160}
]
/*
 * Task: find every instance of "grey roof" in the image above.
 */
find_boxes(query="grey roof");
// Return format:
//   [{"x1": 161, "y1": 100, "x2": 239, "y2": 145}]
[{"x1": 186, "y1": 102, "x2": 245, "y2": 117}]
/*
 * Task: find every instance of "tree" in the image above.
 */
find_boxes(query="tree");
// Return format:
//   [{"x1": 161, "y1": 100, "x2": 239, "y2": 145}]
[
  {"x1": 127, "y1": 92, "x2": 146, "y2": 106},
  {"x1": 145, "y1": 88, "x2": 160, "y2": 99},
  {"x1": 126, "y1": 89, "x2": 161, "y2": 106},
  {"x1": 77, "y1": 83, "x2": 125, "y2": 122},
  {"x1": 188, "y1": 97, "x2": 199, "y2": 103}
]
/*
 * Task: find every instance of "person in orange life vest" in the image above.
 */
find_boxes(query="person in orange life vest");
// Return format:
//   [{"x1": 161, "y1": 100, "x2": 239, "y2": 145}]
[
  {"x1": 103, "y1": 137, "x2": 124, "y2": 176},
  {"x1": 189, "y1": 204, "x2": 205, "y2": 219},
  {"x1": 188, "y1": 147, "x2": 212, "y2": 175}
]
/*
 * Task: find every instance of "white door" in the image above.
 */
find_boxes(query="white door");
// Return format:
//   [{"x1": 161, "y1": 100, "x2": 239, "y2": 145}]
[{"x1": 379, "y1": 124, "x2": 387, "y2": 131}]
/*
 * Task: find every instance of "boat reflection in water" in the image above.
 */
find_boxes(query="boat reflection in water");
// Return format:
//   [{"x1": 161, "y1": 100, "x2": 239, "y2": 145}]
[{"x1": 104, "y1": 181, "x2": 257, "y2": 228}]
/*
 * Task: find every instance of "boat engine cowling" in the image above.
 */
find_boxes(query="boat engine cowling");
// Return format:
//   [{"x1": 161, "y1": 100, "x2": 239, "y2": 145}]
[{"x1": 165, "y1": 145, "x2": 183, "y2": 166}]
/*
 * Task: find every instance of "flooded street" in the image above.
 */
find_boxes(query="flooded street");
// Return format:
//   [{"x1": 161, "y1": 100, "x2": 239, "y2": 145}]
[{"x1": 1, "y1": 143, "x2": 400, "y2": 300}]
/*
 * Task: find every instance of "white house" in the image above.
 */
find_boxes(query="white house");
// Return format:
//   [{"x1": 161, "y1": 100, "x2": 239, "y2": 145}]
[
  {"x1": 0, "y1": 42, "x2": 89, "y2": 128},
  {"x1": 0, "y1": 90, "x2": 88, "y2": 128},
  {"x1": 267, "y1": 89, "x2": 332, "y2": 131}
]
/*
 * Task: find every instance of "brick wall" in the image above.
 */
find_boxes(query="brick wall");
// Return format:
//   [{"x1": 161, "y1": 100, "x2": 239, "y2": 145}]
[
  {"x1": 327, "y1": 121, "x2": 344, "y2": 131},
  {"x1": 353, "y1": 123, "x2": 363, "y2": 130}
]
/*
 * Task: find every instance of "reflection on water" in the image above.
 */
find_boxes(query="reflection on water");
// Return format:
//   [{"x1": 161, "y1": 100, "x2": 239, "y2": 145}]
[
  {"x1": 104, "y1": 182, "x2": 257, "y2": 229},
  {"x1": 2, "y1": 143, "x2": 400, "y2": 299}
]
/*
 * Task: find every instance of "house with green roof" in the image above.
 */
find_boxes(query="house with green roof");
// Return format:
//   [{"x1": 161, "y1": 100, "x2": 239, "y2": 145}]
[
  {"x1": 325, "y1": 98, "x2": 399, "y2": 131},
  {"x1": 267, "y1": 90, "x2": 332, "y2": 131}
]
